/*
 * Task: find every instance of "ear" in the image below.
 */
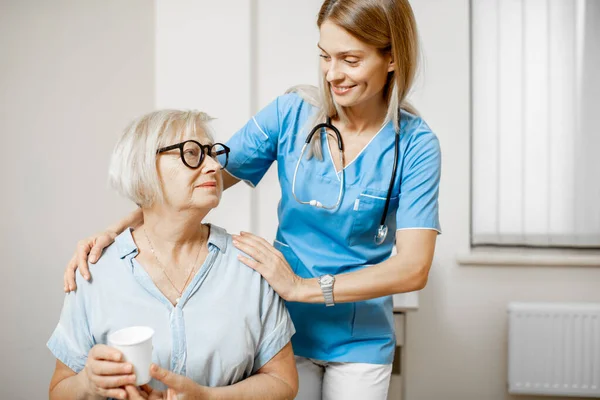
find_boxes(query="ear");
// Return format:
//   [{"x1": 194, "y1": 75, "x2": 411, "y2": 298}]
[{"x1": 387, "y1": 57, "x2": 395, "y2": 73}]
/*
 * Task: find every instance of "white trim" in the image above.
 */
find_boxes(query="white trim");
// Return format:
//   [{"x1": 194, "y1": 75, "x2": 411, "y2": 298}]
[
  {"x1": 456, "y1": 251, "x2": 600, "y2": 267},
  {"x1": 324, "y1": 133, "x2": 341, "y2": 182},
  {"x1": 252, "y1": 116, "x2": 269, "y2": 140},
  {"x1": 396, "y1": 227, "x2": 442, "y2": 234},
  {"x1": 343, "y1": 124, "x2": 387, "y2": 171},
  {"x1": 274, "y1": 239, "x2": 289, "y2": 248},
  {"x1": 360, "y1": 193, "x2": 387, "y2": 201},
  {"x1": 223, "y1": 168, "x2": 255, "y2": 188},
  {"x1": 326, "y1": 122, "x2": 388, "y2": 174}
]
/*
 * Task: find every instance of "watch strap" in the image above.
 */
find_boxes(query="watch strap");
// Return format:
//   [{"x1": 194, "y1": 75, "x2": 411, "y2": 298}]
[{"x1": 318, "y1": 275, "x2": 335, "y2": 307}]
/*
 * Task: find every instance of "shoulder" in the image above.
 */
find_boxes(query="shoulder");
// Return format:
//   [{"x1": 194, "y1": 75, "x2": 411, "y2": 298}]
[
  {"x1": 252, "y1": 92, "x2": 314, "y2": 136},
  {"x1": 208, "y1": 225, "x2": 277, "y2": 293},
  {"x1": 275, "y1": 92, "x2": 315, "y2": 119},
  {"x1": 277, "y1": 92, "x2": 306, "y2": 109},
  {"x1": 208, "y1": 225, "x2": 262, "y2": 278},
  {"x1": 74, "y1": 233, "x2": 130, "y2": 289},
  {"x1": 399, "y1": 110, "x2": 441, "y2": 155}
]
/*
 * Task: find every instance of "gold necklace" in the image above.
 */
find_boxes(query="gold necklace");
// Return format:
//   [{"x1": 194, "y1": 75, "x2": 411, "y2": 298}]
[{"x1": 142, "y1": 226, "x2": 205, "y2": 304}]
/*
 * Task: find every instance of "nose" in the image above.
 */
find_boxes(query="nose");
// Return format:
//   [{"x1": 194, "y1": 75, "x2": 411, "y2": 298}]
[
  {"x1": 202, "y1": 153, "x2": 222, "y2": 173},
  {"x1": 325, "y1": 60, "x2": 344, "y2": 83}
]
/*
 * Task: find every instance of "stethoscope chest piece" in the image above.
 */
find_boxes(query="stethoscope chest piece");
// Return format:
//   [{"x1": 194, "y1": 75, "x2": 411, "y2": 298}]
[
  {"x1": 293, "y1": 116, "x2": 400, "y2": 246},
  {"x1": 375, "y1": 224, "x2": 388, "y2": 245}
]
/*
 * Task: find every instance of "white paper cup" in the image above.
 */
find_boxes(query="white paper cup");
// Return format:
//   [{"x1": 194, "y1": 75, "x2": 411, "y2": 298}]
[{"x1": 108, "y1": 326, "x2": 154, "y2": 386}]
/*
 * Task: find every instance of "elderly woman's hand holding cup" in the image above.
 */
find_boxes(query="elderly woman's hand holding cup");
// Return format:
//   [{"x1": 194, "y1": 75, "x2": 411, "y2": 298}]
[
  {"x1": 76, "y1": 344, "x2": 136, "y2": 400},
  {"x1": 75, "y1": 326, "x2": 154, "y2": 400}
]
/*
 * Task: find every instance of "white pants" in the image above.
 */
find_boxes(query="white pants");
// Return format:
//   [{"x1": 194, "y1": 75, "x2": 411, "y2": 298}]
[{"x1": 294, "y1": 356, "x2": 392, "y2": 400}]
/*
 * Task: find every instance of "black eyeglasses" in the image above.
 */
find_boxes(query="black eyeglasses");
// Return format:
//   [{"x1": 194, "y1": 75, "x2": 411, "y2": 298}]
[{"x1": 157, "y1": 140, "x2": 230, "y2": 169}]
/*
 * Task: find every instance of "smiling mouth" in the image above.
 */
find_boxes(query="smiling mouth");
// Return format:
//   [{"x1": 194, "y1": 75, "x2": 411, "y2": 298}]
[{"x1": 331, "y1": 85, "x2": 356, "y2": 94}]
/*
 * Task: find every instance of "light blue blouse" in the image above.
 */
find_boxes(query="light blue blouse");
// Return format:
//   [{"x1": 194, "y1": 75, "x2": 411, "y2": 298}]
[{"x1": 47, "y1": 225, "x2": 295, "y2": 391}]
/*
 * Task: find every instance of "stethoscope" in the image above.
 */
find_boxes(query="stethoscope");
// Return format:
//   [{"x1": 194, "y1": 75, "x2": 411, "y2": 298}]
[{"x1": 292, "y1": 116, "x2": 400, "y2": 245}]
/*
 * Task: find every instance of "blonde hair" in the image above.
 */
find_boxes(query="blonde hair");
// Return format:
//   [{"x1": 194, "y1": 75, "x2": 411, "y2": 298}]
[
  {"x1": 289, "y1": 0, "x2": 420, "y2": 159},
  {"x1": 109, "y1": 110, "x2": 215, "y2": 207}
]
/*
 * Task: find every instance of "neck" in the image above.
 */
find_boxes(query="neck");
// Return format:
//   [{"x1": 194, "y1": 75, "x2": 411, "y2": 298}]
[
  {"x1": 340, "y1": 94, "x2": 388, "y2": 133},
  {"x1": 138, "y1": 206, "x2": 208, "y2": 262}
]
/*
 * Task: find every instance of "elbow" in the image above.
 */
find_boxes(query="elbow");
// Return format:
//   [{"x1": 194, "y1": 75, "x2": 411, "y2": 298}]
[
  {"x1": 289, "y1": 383, "x2": 299, "y2": 399},
  {"x1": 413, "y1": 273, "x2": 428, "y2": 291},
  {"x1": 287, "y1": 371, "x2": 299, "y2": 399},
  {"x1": 409, "y1": 263, "x2": 431, "y2": 291},
  {"x1": 273, "y1": 375, "x2": 298, "y2": 400},
  {"x1": 48, "y1": 387, "x2": 60, "y2": 400}
]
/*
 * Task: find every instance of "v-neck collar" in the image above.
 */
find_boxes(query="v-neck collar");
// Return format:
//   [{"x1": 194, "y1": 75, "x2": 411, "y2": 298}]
[
  {"x1": 323, "y1": 120, "x2": 389, "y2": 178},
  {"x1": 116, "y1": 226, "x2": 226, "y2": 310}
]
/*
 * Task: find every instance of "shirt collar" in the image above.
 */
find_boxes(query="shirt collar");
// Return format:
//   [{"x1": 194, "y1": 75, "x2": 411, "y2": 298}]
[
  {"x1": 206, "y1": 224, "x2": 228, "y2": 253},
  {"x1": 116, "y1": 228, "x2": 138, "y2": 259},
  {"x1": 115, "y1": 224, "x2": 228, "y2": 260}
]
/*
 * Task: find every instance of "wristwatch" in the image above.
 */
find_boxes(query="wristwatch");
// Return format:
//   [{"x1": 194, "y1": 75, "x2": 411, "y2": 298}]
[{"x1": 317, "y1": 274, "x2": 335, "y2": 307}]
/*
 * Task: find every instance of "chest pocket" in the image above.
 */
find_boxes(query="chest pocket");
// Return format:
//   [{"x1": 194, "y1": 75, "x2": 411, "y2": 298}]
[{"x1": 348, "y1": 188, "x2": 399, "y2": 247}]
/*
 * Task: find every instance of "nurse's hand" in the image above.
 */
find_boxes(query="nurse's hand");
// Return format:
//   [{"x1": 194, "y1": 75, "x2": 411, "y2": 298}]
[
  {"x1": 232, "y1": 232, "x2": 303, "y2": 301},
  {"x1": 150, "y1": 364, "x2": 208, "y2": 399},
  {"x1": 64, "y1": 230, "x2": 117, "y2": 292}
]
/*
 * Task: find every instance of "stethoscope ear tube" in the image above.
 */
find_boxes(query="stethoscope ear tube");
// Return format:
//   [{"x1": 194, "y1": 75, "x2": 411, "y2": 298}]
[
  {"x1": 305, "y1": 117, "x2": 343, "y2": 151},
  {"x1": 376, "y1": 129, "x2": 400, "y2": 244},
  {"x1": 294, "y1": 115, "x2": 400, "y2": 245},
  {"x1": 292, "y1": 127, "x2": 345, "y2": 211}
]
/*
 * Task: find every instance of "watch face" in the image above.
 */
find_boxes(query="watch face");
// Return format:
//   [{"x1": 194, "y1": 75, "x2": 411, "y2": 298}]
[{"x1": 321, "y1": 275, "x2": 334, "y2": 285}]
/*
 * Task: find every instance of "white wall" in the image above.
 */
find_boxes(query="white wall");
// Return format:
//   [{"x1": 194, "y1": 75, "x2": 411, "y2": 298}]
[
  {"x1": 3, "y1": 1, "x2": 599, "y2": 399},
  {"x1": 406, "y1": 1, "x2": 600, "y2": 399},
  {"x1": 253, "y1": 0, "x2": 323, "y2": 241},
  {"x1": 0, "y1": 1, "x2": 155, "y2": 398},
  {"x1": 154, "y1": 0, "x2": 322, "y2": 239},
  {"x1": 155, "y1": 0, "x2": 254, "y2": 234}
]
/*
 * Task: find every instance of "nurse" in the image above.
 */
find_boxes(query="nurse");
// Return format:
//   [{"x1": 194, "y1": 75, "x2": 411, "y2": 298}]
[{"x1": 64, "y1": 0, "x2": 441, "y2": 398}]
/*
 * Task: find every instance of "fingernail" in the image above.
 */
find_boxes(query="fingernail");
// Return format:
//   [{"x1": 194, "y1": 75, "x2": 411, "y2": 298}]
[
  {"x1": 84, "y1": 274, "x2": 90, "y2": 280},
  {"x1": 233, "y1": 240, "x2": 239, "y2": 245},
  {"x1": 151, "y1": 364, "x2": 158, "y2": 372}
]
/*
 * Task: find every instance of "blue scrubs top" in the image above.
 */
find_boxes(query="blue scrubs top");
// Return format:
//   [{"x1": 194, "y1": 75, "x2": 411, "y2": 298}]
[{"x1": 224, "y1": 93, "x2": 441, "y2": 364}]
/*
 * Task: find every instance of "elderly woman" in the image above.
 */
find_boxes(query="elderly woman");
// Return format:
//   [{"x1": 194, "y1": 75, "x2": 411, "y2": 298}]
[{"x1": 47, "y1": 110, "x2": 298, "y2": 400}]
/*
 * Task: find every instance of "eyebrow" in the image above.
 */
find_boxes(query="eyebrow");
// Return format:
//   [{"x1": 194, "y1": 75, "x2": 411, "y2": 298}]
[{"x1": 317, "y1": 44, "x2": 364, "y2": 57}]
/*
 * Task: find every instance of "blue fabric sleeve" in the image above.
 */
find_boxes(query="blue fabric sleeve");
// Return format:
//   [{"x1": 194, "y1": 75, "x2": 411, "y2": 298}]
[
  {"x1": 396, "y1": 123, "x2": 442, "y2": 232},
  {"x1": 47, "y1": 279, "x2": 94, "y2": 373},
  {"x1": 252, "y1": 278, "x2": 296, "y2": 373},
  {"x1": 224, "y1": 97, "x2": 282, "y2": 187}
]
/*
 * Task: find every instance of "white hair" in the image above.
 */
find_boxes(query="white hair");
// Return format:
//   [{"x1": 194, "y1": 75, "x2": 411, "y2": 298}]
[{"x1": 108, "y1": 109, "x2": 215, "y2": 207}]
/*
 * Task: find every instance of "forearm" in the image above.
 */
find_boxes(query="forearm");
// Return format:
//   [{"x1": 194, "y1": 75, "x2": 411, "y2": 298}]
[
  {"x1": 296, "y1": 253, "x2": 429, "y2": 304},
  {"x1": 50, "y1": 374, "x2": 99, "y2": 400},
  {"x1": 202, "y1": 372, "x2": 295, "y2": 400},
  {"x1": 107, "y1": 208, "x2": 143, "y2": 234}
]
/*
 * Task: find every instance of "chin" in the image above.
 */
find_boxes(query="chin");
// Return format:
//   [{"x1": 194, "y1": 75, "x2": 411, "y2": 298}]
[
  {"x1": 190, "y1": 195, "x2": 221, "y2": 212},
  {"x1": 202, "y1": 197, "x2": 221, "y2": 209},
  {"x1": 331, "y1": 93, "x2": 361, "y2": 108}
]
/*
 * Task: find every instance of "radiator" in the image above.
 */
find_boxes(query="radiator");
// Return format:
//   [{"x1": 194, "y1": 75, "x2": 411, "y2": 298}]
[{"x1": 508, "y1": 302, "x2": 600, "y2": 397}]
